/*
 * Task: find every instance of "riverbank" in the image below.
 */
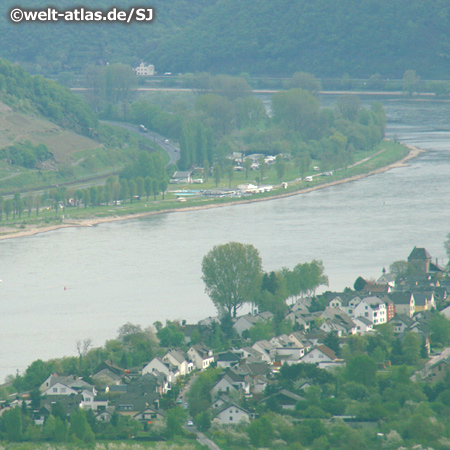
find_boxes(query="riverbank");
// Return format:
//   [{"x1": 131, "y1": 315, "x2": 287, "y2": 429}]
[{"x1": 0, "y1": 143, "x2": 422, "y2": 241}]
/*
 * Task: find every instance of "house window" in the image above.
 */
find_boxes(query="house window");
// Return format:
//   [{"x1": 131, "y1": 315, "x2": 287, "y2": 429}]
[
  {"x1": 53, "y1": 388, "x2": 57, "y2": 393},
  {"x1": 365, "y1": 313, "x2": 369, "y2": 317}
]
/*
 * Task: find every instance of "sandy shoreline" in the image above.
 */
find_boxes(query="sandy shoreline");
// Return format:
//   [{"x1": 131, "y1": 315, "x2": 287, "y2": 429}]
[{"x1": 0, "y1": 145, "x2": 423, "y2": 241}]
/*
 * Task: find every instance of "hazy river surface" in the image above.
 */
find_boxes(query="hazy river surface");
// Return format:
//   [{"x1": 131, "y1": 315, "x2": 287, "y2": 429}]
[{"x1": 1, "y1": 96, "x2": 450, "y2": 381}]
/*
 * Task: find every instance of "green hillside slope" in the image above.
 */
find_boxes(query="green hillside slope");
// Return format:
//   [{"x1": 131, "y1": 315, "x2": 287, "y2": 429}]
[
  {"x1": 2, "y1": 0, "x2": 449, "y2": 79},
  {"x1": 152, "y1": 0, "x2": 450, "y2": 79},
  {"x1": 0, "y1": 0, "x2": 218, "y2": 76}
]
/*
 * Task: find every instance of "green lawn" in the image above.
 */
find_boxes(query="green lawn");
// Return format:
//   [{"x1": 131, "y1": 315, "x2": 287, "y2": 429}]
[{"x1": 0, "y1": 140, "x2": 411, "y2": 236}]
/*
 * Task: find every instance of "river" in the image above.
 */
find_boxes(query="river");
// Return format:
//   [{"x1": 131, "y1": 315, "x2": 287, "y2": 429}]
[{"x1": 1, "y1": 95, "x2": 450, "y2": 382}]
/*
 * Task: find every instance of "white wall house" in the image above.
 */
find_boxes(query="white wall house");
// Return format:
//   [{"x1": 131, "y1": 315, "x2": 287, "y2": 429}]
[
  {"x1": 41, "y1": 382, "x2": 78, "y2": 396},
  {"x1": 300, "y1": 345, "x2": 343, "y2": 369},
  {"x1": 162, "y1": 350, "x2": 194, "y2": 376},
  {"x1": 354, "y1": 316, "x2": 374, "y2": 335},
  {"x1": 213, "y1": 402, "x2": 250, "y2": 425},
  {"x1": 351, "y1": 296, "x2": 387, "y2": 325},
  {"x1": 142, "y1": 357, "x2": 176, "y2": 383},
  {"x1": 134, "y1": 62, "x2": 155, "y2": 76},
  {"x1": 187, "y1": 345, "x2": 215, "y2": 371},
  {"x1": 211, "y1": 375, "x2": 239, "y2": 398}
]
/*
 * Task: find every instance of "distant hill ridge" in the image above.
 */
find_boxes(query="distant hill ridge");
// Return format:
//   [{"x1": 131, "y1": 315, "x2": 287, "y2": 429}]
[
  {"x1": 152, "y1": 0, "x2": 450, "y2": 79},
  {"x1": 2, "y1": 1, "x2": 450, "y2": 79},
  {"x1": 0, "y1": 0, "x2": 218, "y2": 76}
]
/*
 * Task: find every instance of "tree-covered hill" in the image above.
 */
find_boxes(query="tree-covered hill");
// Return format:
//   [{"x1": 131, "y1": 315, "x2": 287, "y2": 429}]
[
  {"x1": 2, "y1": 0, "x2": 450, "y2": 79},
  {"x1": 152, "y1": 0, "x2": 450, "y2": 79},
  {"x1": 0, "y1": 0, "x2": 219, "y2": 76},
  {"x1": 0, "y1": 58, "x2": 97, "y2": 135}
]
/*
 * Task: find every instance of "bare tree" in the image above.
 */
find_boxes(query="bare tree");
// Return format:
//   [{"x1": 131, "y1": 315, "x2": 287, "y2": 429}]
[{"x1": 76, "y1": 338, "x2": 93, "y2": 369}]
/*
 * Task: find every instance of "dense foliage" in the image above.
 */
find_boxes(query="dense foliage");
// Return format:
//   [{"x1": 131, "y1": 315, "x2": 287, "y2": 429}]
[
  {"x1": 0, "y1": 0, "x2": 218, "y2": 75},
  {"x1": 0, "y1": 141, "x2": 52, "y2": 168},
  {"x1": 0, "y1": 58, "x2": 97, "y2": 134},
  {"x1": 153, "y1": 0, "x2": 450, "y2": 79},
  {"x1": 2, "y1": 0, "x2": 450, "y2": 79}
]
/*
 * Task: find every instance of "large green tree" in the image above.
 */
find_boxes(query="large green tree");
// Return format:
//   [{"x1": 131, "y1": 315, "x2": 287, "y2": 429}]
[
  {"x1": 444, "y1": 232, "x2": 450, "y2": 264},
  {"x1": 272, "y1": 88, "x2": 320, "y2": 139},
  {"x1": 346, "y1": 354, "x2": 377, "y2": 386},
  {"x1": 202, "y1": 242, "x2": 263, "y2": 317}
]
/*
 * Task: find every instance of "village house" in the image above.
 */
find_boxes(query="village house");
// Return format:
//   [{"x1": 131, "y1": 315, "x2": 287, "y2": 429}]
[
  {"x1": 391, "y1": 314, "x2": 414, "y2": 333},
  {"x1": 96, "y1": 409, "x2": 114, "y2": 423},
  {"x1": 377, "y1": 272, "x2": 396, "y2": 288},
  {"x1": 170, "y1": 170, "x2": 192, "y2": 184},
  {"x1": 239, "y1": 346, "x2": 265, "y2": 362},
  {"x1": 259, "y1": 389, "x2": 305, "y2": 410},
  {"x1": 300, "y1": 344, "x2": 343, "y2": 369},
  {"x1": 233, "y1": 314, "x2": 260, "y2": 336},
  {"x1": 213, "y1": 401, "x2": 251, "y2": 425},
  {"x1": 212, "y1": 394, "x2": 233, "y2": 410},
  {"x1": 216, "y1": 350, "x2": 242, "y2": 368},
  {"x1": 284, "y1": 310, "x2": 317, "y2": 331},
  {"x1": 252, "y1": 340, "x2": 276, "y2": 363},
  {"x1": 40, "y1": 374, "x2": 96, "y2": 396},
  {"x1": 211, "y1": 374, "x2": 241, "y2": 398},
  {"x1": 353, "y1": 316, "x2": 374, "y2": 335},
  {"x1": 351, "y1": 296, "x2": 387, "y2": 325},
  {"x1": 413, "y1": 292, "x2": 436, "y2": 312},
  {"x1": 288, "y1": 332, "x2": 313, "y2": 352},
  {"x1": 162, "y1": 350, "x2": 194, "y2": 376},
  {"x1": 233, "y1": 311, "x2": 274, "y2": 336},
  {"x1": 92, "y1": 360, "x2": 124, "y2": 387},
  {"x1": 419, "y1": 348, "x2": 450, "y2": 379},
  {"x1": 187, "y1": 344, "x2": 215, "y2": 370},
  {"x1": 290, "y1": 297, "x2": 314, "y2": 312},
  {"x1": 132, "y1": 406, "x2": 165, "y2": 424},
  {"x1": 142, "y1": 356, "x2": 176, "y2": 386},
  {"x1": 320, "y1": 308, "x2": 357, "y2": 336},
  {"x1": 115, "y1": 392, "x2": 159, "y2": 417},
  {"x1": 133, "y1": 62, "x2": 155, "y2": 76},
  {"x1": 388, "y1": 292, "x2": 415, "y2": 317}
]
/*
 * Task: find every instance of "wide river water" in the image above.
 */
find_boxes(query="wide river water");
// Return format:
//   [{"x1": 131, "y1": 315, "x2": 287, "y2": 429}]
[{"x1": 1, "y1": 95, "x2": 450, "y2": 381}]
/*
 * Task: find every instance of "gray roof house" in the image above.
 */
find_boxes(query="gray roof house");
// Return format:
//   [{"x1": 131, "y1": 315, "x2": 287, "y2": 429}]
[
  {"x1": 213, "y1": 401, "x2": 251, "y2": 425},
  {"x1": 388, "y1": 291, "x2": 415, "y2": 317}
]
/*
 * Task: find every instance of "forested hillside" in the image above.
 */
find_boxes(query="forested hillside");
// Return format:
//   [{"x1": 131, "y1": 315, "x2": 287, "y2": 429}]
[
  {"x1": 1, "y1": 0, "x2": 450, "y2": 79},
  {"x1": 0, "y1": 58, "x2": 97, "y2": 135},
  {"x1": 153, "y1": 0, "x2": 450, "y2": 79},
  {"x1": 0, "y1": 0, "x2": 218, "y2": 76}
]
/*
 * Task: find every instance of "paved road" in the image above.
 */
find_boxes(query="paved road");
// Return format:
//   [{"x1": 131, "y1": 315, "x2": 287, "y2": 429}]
[
  {"x1": 180, "y1": 373, "x2": 222, "y2": 450},
  {"x1": 102, "y1": 120, "x2": 180, "y2": 165},
  {"x1": 196, "y1": 431, "x2": 222, "y2": 450}
]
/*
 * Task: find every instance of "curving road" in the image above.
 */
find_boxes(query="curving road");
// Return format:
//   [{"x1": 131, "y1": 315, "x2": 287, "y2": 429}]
[{"x1": 102, "y1": 120, "x2": 180, "y2": 166}]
